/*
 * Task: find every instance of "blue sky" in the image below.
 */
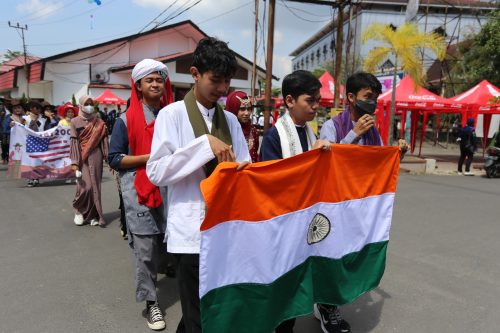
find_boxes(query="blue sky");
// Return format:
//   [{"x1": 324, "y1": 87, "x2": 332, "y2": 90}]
[{"x1": 1, "y1": 0, "x2": 335, "y2": 80}]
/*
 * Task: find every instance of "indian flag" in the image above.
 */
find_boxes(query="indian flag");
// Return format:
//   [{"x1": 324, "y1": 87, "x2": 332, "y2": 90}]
[{"x1": 200, "y1": 144, "x2": 400, "y2": 333}]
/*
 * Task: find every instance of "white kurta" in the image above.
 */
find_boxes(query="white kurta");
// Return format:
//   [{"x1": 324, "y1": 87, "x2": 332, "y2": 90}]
[{"x1": 146, "y1": 100, "x2": 251, "y2": 253}]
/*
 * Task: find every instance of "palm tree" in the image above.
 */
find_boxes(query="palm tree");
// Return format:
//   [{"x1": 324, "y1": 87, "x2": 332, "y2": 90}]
[{"x1": 362, "y1": 22, "x2": 446, "y2": 145}]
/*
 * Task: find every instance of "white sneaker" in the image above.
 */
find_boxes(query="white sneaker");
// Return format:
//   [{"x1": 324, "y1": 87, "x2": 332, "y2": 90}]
[
  {"x1": 464, "y1": 171, "x2": 474, "y2": 176},
  {"x1": 74, "y1": 213, "x2": 84, "y2": 226},
  {"x1": 90, "y1": 219, "x2": 99, "y2": 226}
]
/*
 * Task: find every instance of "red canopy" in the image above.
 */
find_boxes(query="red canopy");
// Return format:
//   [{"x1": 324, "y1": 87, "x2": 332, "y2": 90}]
[
  {"x1": 448, "y1": 80, "x2": 500, "y2": 107},
  {"x1": 375, "y1": 76, "x2": 453, "y2": 150},
  {"x1": 95, "y1": 89, "x2": 127, "y2": 105},
  {"x1": 446, "y1": 80, "x2": 500, "y2": 153},
  {"x1": 377, "y1": 75, "x2": 452, "y2": 111},
  {"x1": 319, "y1": 72, "x2": 344, "y2": 107},
  {"x1": 446, "y1": 80, "x2": 500, "y2": 123}
]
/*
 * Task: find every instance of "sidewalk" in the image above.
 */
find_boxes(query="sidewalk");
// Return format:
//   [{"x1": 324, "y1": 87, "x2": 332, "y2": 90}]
[{"x1": 400, "y1": 140, "x2": 486, "y2": 176}]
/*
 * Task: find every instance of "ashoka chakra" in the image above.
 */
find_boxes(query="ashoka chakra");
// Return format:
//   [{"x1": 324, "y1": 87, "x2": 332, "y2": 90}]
[{"x1": 307, "y1": 213, "x2": 331, "y2": 245}]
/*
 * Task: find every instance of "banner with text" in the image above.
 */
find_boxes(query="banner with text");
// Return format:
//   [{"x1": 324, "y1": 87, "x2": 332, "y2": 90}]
[{"x1": 8, "y1": 124, "x2": 73, "y2": 180}]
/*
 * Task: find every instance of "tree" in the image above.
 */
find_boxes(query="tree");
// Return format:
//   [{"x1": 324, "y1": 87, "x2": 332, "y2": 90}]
[
  {"x1": 362, "y1": 22, "x2": 445, "y2": 144},
  {"x1": 1, "y1": 50, "x2": 23, "y2": 63},
  {"x1": 451, "y1": 10, "x2": 500, "y2": 93},
  {"x1": 20, "y1": 93, "x2": 28, "y2": 106},
  {"x1": 312, "y1": 60, "x2": 335, "y2": 78},
  {"x1": 271, "y1": 87, "x2": 281, "y2": 97},
  {"x1": 71, "y1": 94, "x2": 77, "y2": 106}
]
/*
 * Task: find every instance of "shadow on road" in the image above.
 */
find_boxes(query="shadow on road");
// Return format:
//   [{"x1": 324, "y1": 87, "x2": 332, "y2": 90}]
[
  {"x1": 342, "y1": 287, "x2": 391, "y2": 333},
  {"x1": 103, "y1": 209, "x2": 121, "y2": 226}
]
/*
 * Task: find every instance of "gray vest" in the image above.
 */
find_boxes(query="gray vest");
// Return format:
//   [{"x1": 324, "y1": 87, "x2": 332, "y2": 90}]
[{"x1": 119, "y1": 104, "x2": 166, "y2": 236}]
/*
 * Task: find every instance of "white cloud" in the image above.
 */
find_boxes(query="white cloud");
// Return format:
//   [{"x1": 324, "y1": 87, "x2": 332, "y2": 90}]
[
  {"x1": 133, "y1": 0, "x2": 237, "y2": 14},
  {"x1": 240, "y1": 29, "x2": 252, "y2": 38},
  {"x1": 16, "y1": 0, "x2": 64, "y2": 20},
  {"x1": 274, "y1": 30, "x2": 284, "y2": 44},
  {"x1": 273, "y1": 55, "x2": 292, "y2": 83}
]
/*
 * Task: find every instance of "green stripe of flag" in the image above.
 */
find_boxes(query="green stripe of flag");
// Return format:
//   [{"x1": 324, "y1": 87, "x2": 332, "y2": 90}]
[{"x1": 201, "y1": 241, "x2": 388, "y2": 333}]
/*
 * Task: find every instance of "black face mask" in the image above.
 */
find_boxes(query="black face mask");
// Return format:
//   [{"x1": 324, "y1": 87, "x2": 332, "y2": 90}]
[{"x1": 355, "y1": 99, "x2": 377, "y2": 115}]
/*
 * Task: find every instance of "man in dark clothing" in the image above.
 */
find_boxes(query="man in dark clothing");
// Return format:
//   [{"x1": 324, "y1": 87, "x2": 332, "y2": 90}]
[{"x1": 457, "y1": 117, "x2": 477, "y2": 176}]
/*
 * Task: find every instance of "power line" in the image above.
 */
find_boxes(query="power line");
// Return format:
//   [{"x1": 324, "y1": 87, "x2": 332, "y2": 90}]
[
  {"x1": 50, "y1": 0, "x2": 203, "y2": 64},
  {"x1": 155, "y1": 0, "x2": 203, "y2": 28},
  {"x1": 16, "y1": 0, "x2": 80, "y2": 23},
  {"x1": 278, "y1": 0, "x2": 332, "y2": 22},
  {"x1": 143, "y1": 0, "x2": 182, "y2": 31},
  {"x1": 197, "y1": 1, "x2": 253, "y2": 25},
  {"x1": 31, "y1": 0, "x2": 118, "y2": 26},
  {"x1": 26, "y1": 1, "x2": 251, "y2": 49}
]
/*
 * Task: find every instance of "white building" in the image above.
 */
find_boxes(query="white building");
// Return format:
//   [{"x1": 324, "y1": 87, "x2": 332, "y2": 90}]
[
  {"x1": 290, "y1": 0, "x2": 497, "y2": 75},
  {"x1": 0, "y1": 20, "x2": 273, "y2": 105}
]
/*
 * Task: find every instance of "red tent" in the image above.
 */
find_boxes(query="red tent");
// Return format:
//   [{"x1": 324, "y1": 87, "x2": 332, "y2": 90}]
[
  {"x1": 376, "y1": 76, "x2": 454, "y2": 152},
  {"x1": 319, "y1": 72, "x2": 344, "y2": 107},
  {"x1": 446, "y1": 80, "x2": 500, "y2": 153},
  {"x1": 95, "y1": 89, "x2": 127, "y2": 105}
]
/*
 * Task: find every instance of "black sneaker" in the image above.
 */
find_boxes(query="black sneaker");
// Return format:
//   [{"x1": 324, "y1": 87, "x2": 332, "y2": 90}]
[
  {"x1": 316, "y1": 304, "x2": 351, "y2": 333},
  {"x1": 146, "y1": 302, "x2": 165, "y2": 331},
  {"x1": 26, "y1": 179, "x2": 34, "y2": 187}
]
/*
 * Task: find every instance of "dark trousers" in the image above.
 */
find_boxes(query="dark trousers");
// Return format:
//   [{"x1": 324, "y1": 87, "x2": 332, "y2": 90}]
[
  {"x1": 275, "y1": 318, "x2": 296, "y2": 332},
  {"x1": 458, "y1": 146, "x2": 474, "y2": 172},
  {"x1": 175, "y1": 254, "x2": 201, "y2": 333},
  {"x1": 1, "y1": 135, "x2": 9, "y2": 161}
]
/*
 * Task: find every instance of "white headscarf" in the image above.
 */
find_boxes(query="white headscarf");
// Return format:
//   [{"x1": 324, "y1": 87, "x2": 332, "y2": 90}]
[{"x1": 131, "y1": 59, "x2": 169, "y2": 83}]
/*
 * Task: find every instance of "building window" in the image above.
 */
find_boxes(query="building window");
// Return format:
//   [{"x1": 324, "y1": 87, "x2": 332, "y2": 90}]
[
  {"x1": 316, "y1": 49, "x2": 321, "y2": 62},
  {"x1": 323, "y1": 45, "x2": 328, "y2": 60}
]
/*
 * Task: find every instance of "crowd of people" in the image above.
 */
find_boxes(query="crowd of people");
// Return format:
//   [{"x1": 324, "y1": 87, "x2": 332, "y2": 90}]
[{"x1": 1, "y1": 36, "x2": 413, "y2": 333}]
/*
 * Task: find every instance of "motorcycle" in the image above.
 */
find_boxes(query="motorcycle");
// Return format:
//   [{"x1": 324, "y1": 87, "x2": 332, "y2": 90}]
[{"x1": 484, "y1": 146, "x2": 500, "y2": 178}]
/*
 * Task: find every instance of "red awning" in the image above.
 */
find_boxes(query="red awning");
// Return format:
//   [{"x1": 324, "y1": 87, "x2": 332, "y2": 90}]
[
  {"x1": 448, "y1": 80, "x2": 500, "y2": 107},
  {"x1": 377, "y1": 75, "x2": 452, "y2": 111},
  {"x1": 94, "y1": 89, "x2": 127, "y2": 105},
  {"x1": 445, "y1": 80, "x2": 500, "y2": 133}
]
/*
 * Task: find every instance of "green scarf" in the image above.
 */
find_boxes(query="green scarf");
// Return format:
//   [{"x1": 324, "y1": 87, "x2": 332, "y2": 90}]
[{"x1": 184, "y1": 88, "x2": 232, "y2": 177}]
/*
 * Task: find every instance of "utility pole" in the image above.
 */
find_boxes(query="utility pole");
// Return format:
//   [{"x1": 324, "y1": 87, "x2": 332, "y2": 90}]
[
  {"x1": 264, "y1": 0, "x2": 276, "y2": 132},
  {"x1": 8, "y1": 21, "x2": 29, "y2": 98},
  {"x1": 333, "y1": 1, "x2": 345, "y2": 109},
  {"x1": 344, "y1": 2, "x2": 354, "y2": 85},
  {"x1": 251, "y1": 0, "x2": 259, "y2": 98}
]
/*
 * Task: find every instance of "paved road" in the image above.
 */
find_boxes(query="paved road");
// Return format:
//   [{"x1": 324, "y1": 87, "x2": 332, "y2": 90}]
[{"x1": 0, "y1": 165, "x2": 499, "y2": 333}]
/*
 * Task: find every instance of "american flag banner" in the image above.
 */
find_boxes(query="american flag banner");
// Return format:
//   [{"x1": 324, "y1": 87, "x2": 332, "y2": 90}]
[
  {"x1": 8, "y1": 123, "x2": 73, "y2": 180},
  {"x1": 26, "y1": 135, "x2": 71, "y2": 163}
]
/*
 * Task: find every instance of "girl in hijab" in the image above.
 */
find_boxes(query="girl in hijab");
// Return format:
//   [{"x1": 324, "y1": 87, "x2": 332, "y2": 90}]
[
  {"x1": 70, "y1": 95, "x2": 109, "y2": 226},
  {"x1": 225, "y1": 91, "x2": 259, "y2": 162}
]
